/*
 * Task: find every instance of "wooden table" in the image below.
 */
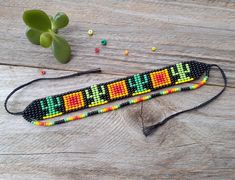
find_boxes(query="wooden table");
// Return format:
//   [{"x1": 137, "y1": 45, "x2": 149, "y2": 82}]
[{"x1": 1, "y1": 0, "x2": 235, "y2": 179}]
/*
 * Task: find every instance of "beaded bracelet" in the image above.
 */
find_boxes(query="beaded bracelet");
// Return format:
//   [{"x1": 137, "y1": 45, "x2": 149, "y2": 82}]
[{"x1": 5, "y1": 61, "x2": 227, "y2": 136}]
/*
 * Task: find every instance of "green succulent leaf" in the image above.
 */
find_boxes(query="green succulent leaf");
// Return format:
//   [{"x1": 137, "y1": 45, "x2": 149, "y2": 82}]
[
  {"x1": 52, "y1": 35, "x2": 71, "y2": 64},
  {"x1": 40, "y1": 32, "x2": 53, "y2": 48},
  {"x1": 26, "y1": 28, "x2": 42, "y2": 45},
  {"x1": 49, "y1": 15, "x2": 53, "y2": 21},
  {"x1": 23, "y1": 10, "x2": 51, "y2": 31},
  {"x1": 53, "y1": 12, "x2": 69, "y2": 30},
  {"x1": 23, "y1": 10, "x2": 72, "y2": 64}
]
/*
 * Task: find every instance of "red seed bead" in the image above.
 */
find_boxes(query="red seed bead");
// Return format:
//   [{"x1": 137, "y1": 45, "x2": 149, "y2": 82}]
[
  {"x1": 40, "y1": 69, "x2": 46, "y2": 75},
  {"x1": 95, "y1": 48, "x2": 100, "y2": 54}
]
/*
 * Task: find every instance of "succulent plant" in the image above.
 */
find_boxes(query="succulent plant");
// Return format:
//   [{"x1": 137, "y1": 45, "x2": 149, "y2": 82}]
[{"x1": 23, "y1": 10, "x2": 71, "y2": 64}]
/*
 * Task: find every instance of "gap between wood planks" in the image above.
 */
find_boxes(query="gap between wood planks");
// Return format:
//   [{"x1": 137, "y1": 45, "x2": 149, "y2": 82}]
[
  {"x1": 92, "y1": 3, "x2": 235, "y2": 32},
  {"x1": 0, "y1": 151, "x2": 94, "y2": 156}
]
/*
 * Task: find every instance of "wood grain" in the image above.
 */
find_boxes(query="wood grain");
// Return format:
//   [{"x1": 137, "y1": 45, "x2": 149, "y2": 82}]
[
  {"x1": 0, "y1": 0, "x2": 235, "y2": 179},
  {"x1": 1, "y1": 0, "x2": 235, "y2": 86}
]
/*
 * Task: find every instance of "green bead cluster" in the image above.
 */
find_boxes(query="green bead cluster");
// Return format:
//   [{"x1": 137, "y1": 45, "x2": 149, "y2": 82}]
[
  {"x1": 171, "y1": 63, "x2": 192, "y2": 83},
  {"x1": 128, "y1": 74, "x2": 150, "y2": 95},
  {"x1": 40, "y1": 96, "x2": 62, "y2": 117},
  {"x1": 85, "y1": 85, "x2": 107, "y2": 107}
]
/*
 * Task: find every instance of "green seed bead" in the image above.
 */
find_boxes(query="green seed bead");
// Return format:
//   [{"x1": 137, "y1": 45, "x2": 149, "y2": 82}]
[{"x1": 101, "y1": 39, "x2": 107, "y2": 46}]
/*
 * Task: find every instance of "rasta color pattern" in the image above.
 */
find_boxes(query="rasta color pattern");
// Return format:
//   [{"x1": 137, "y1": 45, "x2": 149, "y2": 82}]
[
  {"x1": 23, "y1": 61, "x2": 209, "y2": 122},
  {"x1": 31, "y1": 76, "x2": 208, "y2": 126}
]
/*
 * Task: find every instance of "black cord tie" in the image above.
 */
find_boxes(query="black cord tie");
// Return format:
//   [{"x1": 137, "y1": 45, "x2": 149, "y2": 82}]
[
  {"x1": 4, "y1": 61, "x2": 226, "y2": 136},
  {"x1": 4, "y1": 68, "x2": 101, "y2": 116},
  {"x1": 143, "y1": 64, "x2": 227, "y2": 136}
]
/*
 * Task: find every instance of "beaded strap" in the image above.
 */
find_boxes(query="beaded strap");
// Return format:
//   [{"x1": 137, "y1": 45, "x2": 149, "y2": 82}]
[
  {"x1": 31, "y1": 76, "x2": 208, "y2": 127},
  {"x1": 5, "y1": 61, "x2": 227, "y2": 136},
  {"x1": 22, "y1": 61, "x2": 208, "y2": 121}
]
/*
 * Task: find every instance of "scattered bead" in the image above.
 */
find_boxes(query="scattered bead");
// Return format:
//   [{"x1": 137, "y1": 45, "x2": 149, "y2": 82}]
[
  {"x1": 101, "y1": 39, "x2": 107, "y2": 46},
  {"x1": 40, "y1": 69, "x2": 46, "y2": 75},
  {"x1": 87, "y1": 29, "x2": 94, "y2": 36},
  {"x1": 152, "y1": 47, "x2": 157, "y2": 52},
  {"x1": 124, "y1": 50, "x2": 129, "y2": 56},
  {"x1": 95, "y1": 47, "x2": 100, "y2": 54}
]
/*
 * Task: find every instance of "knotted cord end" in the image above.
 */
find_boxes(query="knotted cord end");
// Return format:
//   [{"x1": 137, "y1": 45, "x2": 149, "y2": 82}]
[{"x1": 143, "y1": 126, "x2": 155, "y2": 137}]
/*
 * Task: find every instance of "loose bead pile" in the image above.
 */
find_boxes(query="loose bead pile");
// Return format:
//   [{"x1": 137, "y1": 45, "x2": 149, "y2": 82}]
[
  {"x1": 23, "y1": 61, "x2": 208, "y2": 123},
  {"x1": 87, "y1": 29, "x2": 158, "y2": 56}
]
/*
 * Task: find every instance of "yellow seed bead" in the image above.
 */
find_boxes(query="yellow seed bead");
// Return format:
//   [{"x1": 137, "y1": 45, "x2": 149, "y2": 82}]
[
  {"x1": 151, "y1": 47, "x2": 157, "y2": 52},
  {"x1": 124, "y1": 50, "x2": 129, "y2": 56},
  {"x1": 88, "y1": 29, "x2": 94, "y2": 36}
]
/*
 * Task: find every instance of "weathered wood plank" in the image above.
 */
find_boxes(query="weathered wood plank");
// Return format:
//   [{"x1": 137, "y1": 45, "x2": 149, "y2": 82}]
[
  {"x1": 0, "y1": 65, "x2": 234, "y2": 179},
  {"x1": 0, "y1": 0, "x2": 235, "y2": 86},
  {"x1": 1, "y1": 0, "x2": 235, "y2": 179}
]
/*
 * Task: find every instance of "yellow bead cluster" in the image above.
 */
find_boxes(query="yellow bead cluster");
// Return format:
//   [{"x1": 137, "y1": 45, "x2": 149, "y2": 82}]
[
  {"x1": 132, "y1": 89, "x2": 151, "y2": 96},
  {"x1": 88, "y1": 100, "x2": 107, "y2": 107},
  {"x1": 43, "y1": 112, "x2": 63, "y2": 120},
  {"x1": 175, "y1": 77, "x2": 194, "y2": 85}
]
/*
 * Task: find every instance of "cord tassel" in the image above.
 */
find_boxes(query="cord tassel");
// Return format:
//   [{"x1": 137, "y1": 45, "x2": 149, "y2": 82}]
[
  {"x1": 143, "y1": 64, "x2": 227, "y2": 136},
  {"x1": 5, "y1": 61, "x2": 226, "y2": 137}
]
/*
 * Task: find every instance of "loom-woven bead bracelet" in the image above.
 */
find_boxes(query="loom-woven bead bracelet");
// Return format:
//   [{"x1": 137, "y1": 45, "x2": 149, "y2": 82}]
[{"x1": 5, "y1": 61, "x2": 227, "y2": 136}]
